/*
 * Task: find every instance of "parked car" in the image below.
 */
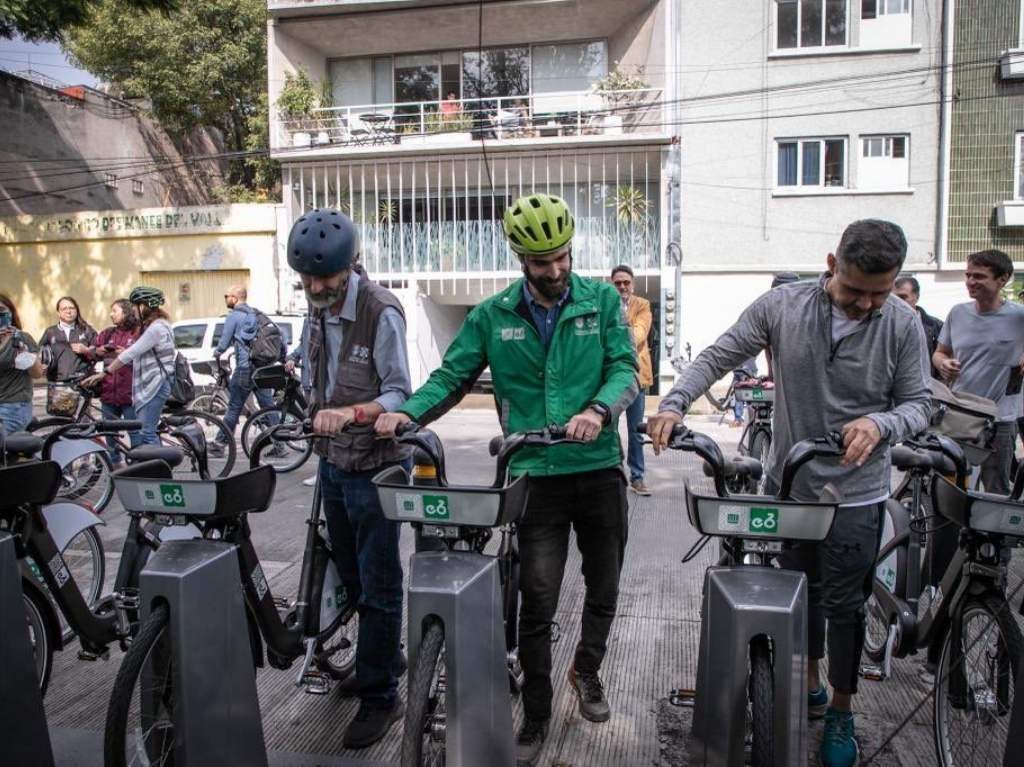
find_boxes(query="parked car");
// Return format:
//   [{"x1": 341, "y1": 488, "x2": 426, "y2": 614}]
[{"x1": 172, "y1": 313, "x2": 304, "y2": 387}]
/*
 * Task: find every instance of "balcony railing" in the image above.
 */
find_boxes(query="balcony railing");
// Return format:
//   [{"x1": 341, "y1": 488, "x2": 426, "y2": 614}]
[{"x1": 275, "y1": 88, "x2": 663, "y2": 151}]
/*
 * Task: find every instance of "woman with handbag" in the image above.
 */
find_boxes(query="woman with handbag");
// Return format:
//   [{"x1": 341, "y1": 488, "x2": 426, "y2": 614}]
[
  {"x1": 84, "y1": 287, "x2": 174, "y2": 446},
  {"x1": 40, "y1": 296, "x2": 97, "y2": 382}
]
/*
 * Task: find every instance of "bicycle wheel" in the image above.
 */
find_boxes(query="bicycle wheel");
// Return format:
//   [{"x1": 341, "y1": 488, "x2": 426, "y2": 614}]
[
  {"x1": 241, "y1": 405, "x2": 312, "y2": 473},
  {"x1": 748, "y1": 635, "x2": 774, "y2": 767},
  {"x1": 863, "y1": 593, "x2": 891, "y2": 664},
  {"x1": 190, "y1": 392, "x2": 228, "y2": 417},
  {"x1": 933, "y1": 595, "x2": 1022, "y2": 767},
  {"x1": 315, "y1": 613, "x2": 358, "y2": 681},
  {"x1": 60, "y1": 526, "x2": 105, "y2": 616},
  {"x1": 503, "y1": 553, "x2": 524, "y2": 694},
  {"x1": 24, "y1": 586, "x2": 54, "y2": 696},
  {"x1": 704, "y1": 381, "x2": 733, "y2": 412},
  {"x1": 105, "y1": 603, "x2": 175, "y2": 767},
  {"x1": 162, "y1": 410, "x2": 235, "y2": 478},
  {"x1": 402, "y1": 619, "x2": 446, "y2": 767},
  {"x1": 28, "y1": 417, "x2": 115, "y2": 513}
]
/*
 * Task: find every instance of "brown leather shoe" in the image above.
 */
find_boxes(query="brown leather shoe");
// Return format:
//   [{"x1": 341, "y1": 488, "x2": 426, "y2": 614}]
[{"x1": 629, "y1": 480, "x2": 652, "y2": 497}]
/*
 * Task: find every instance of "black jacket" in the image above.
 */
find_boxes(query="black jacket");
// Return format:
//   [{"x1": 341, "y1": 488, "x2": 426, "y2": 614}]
[
  {"x1": 916, "y1": 306, "x2": 943, "y2": 378},
  {"x1": 40, "y1": 323, "x2": 97, "y2": 382}
]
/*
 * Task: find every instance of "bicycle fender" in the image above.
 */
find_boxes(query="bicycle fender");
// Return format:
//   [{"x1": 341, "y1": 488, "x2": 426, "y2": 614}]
[
  {"x1": 41, "y1": 501, "x2": 104, "y2": 552},
  {"x1": 45, "y1": 437, "x2": 106, "y2": 469}
]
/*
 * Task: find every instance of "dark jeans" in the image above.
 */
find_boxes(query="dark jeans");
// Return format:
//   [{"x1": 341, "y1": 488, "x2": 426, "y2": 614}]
[
  {"x1": 731, "y1": 370, "x2": 746, "y2": 422},
  {"x1": 517, "y1": 467, "x2": 628, "y2": 721},
  {"x1": 980, "y1": 421, "x2": 1016, "y2": 495},
  {"x1": 219, "y1": 366, "x2": 275, "y2": 442},
  {"x1": 624, "y1": 389, "x2": 646, "y2": 483},
  {"x1": 777, "y1": 502, "x2": 882, "y2": 695},
  {"x1": 319, "y1": 458, "x2": 406, "y2": 706},
  {"x1": 100, "y1": 402, "x2": 140, "y2": 462}
]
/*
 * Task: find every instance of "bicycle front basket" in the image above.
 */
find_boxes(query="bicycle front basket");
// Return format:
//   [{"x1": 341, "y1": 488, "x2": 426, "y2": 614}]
[
  {"x1": 684, "y1": 482, "x2": 837, "y2": 541},
  {"x1": 46, "y1": 382, "x2": 81, "y2": 417},
  {"x1": 372, "y1": 466, "x2": 529, "y2": 528},
  {"x1": 734, "y1": 386, "x2": 774, "y2": 404},
  {"x1": 931, "y1": 475, "x2": 1024, "y2": 539}
]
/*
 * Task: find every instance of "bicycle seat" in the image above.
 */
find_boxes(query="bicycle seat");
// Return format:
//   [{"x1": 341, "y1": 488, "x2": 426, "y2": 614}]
[
  {"x1": 2, "y1": 432, "x2": 43, "y2": 458},
  {"x1": 704, "y1": 456, "x2": 763, "y2": 481},
  {"x1": 253, "y1": 364, "x2": 288, "y2": 390},
  {"x1": 891, "y1": 445, "x2": 955, "y2": 475},
  {"x1": 0, "y1": 460, "x2": 62, "y2": 507},
  {"x1": 126, "y1": 445, "x2": 185, "y2": 468}
]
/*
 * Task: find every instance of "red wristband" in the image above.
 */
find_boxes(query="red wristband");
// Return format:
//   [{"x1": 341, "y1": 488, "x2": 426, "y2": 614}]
[{"x1": 353, "y1": 406, "x2": 366, "y2": 424}]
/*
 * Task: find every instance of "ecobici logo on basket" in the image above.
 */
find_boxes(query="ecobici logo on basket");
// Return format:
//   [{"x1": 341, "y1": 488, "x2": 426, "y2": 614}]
[
  {"x1": 423, "y1": 494, "x2": 451, "y2": 520},
  {"x1": 748, "y1": 507, "x2": 779, "y2": 533},
  {"x1": 142, "y1": 483, "x2": 186, "y2": 508}
]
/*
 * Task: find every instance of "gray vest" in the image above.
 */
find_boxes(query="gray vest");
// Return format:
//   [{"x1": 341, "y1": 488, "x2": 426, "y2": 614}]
[{"x1": 309, "y1": 276, "x2": 410, "y2": 472}]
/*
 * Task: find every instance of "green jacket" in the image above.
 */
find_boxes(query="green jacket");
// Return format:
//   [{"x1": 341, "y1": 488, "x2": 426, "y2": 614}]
[{"x1": 400, "y1": 273, "x2": 639, "y2": 477}]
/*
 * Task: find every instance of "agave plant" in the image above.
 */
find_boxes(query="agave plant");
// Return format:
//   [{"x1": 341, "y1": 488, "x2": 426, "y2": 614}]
[
  {"x1": 609, "y1": 185, "x2": 650, "y2": 224},
  {"x1": 378, "y1": 199, "x2": 398, "y2": 224}
]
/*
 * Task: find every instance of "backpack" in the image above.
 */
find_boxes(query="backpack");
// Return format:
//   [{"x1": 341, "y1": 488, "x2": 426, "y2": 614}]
[
  {"x1": 153, "y1": 350, "x2": 196, "y2": 408},
  {"x1": 243, "y1": 308, "x2": 284, "y2": 368}
]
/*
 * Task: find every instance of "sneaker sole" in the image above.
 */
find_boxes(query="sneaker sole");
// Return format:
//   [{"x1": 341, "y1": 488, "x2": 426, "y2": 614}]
[{"x1": 567, "y1": 671, "x2": 611, "y2": 723}]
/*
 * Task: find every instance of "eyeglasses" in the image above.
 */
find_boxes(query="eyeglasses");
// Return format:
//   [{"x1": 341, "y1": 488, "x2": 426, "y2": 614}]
[{"x1": 612, "y1": 280, "x2": 632, "y2": 287}]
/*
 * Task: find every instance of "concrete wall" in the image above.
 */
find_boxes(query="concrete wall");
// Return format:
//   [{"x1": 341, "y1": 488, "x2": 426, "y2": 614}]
[
  {"x1": 0, "y1": 72, "x2": 225, "y2": 217},
  {"x1": 0, "y1": 203, "x2": 282, "y2": 337},
  {"x1": 406, "y1": 291, "x2": 467, "y2": 387}
]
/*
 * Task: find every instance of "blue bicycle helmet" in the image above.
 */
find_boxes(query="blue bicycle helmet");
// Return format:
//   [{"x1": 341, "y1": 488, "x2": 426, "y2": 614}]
[{"x1": 287, "y1": 208, "x2": 358, "y2": 276}]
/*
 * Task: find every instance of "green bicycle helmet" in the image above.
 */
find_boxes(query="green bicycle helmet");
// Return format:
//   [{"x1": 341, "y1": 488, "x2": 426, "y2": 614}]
[
  {"x1": 502, "y1": 193, "x2": 575, "y2": 257},
  {"x1": 128, "y1": 286, "x2": 165, "y2": 308}
]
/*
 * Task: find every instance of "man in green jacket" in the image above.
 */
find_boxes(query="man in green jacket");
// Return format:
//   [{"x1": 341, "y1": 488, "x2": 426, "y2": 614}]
[{"x1": 377, "y1": 193, "x2": 638, "y2": 765}]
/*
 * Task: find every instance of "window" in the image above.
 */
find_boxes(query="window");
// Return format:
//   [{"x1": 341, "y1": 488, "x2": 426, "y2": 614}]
[
  {"x1": 211, "y1": 323, "x2": 225, "y2": 349},
  {"x1": 860, "y1": 133, "x2": 909, "y2": 190},
  {"x1": 462, "y1": 47, "x2": 530, "y2": 100},
  {"x1": 104, "y1": 172, "x2": 118, "y2": 189},
  {"x1": 777, "y1": 138, "x2": 847, "y2": 187},
  {"x1": 531, "y1": 41, "x2": 607, "y2": 94},
  {"x1": 777, "y1": 0, "x2": 847, "y2": 49},
  {"x1": 173, "y1": 324, "x2": 207, "y2": 349},
  {"x1": 862, "y1": 0, "x2": 909, "y2": 19},
  {"x1": 394, "y1": 53, "x2": 441, "y2": 104},
  {"x1": 329, "y1": 58, "x2": 374, "y2": 107},
  {"x1": 132, "y1": 179, "x2": 144, "y2": 195}
]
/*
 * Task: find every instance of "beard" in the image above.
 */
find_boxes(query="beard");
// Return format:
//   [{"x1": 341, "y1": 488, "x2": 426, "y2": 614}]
[
  {"x1": 523, "y1": 264, "x2": 571, "y2": 301},
  {"x1": 305, "y1": 283, "x2": 346, "y2": 309}
]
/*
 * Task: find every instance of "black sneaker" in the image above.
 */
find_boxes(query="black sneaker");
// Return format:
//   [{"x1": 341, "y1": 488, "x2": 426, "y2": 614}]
[
  {"x1": 567, "y1": 665, "x2": 611, "y2": 722},
  {"x1": 515, "y1": 717, "x2": 548, "y2": 766},
  {"x1": 206, "y1": 442, "x2": 226, "y2": 458},
  {"x1": 342, "y1": 699, "x2": 403, "y2": 749}
]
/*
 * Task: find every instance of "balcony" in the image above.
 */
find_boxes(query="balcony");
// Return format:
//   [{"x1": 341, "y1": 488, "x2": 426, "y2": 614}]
[{"x1": 272, "y1": 88, "x2": 664, "y2": 158}]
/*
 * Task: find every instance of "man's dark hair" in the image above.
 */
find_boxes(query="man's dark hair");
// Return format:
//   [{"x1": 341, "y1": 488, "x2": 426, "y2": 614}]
[
  {"x1": 611, "y1": 264, "x2": 634, "y2": 279},
  {"x1": 966, "y1": 249, "x2": 1013, "y2": 280},
  {"x1": 894, "y1": 275, "x2": 921, "y2": 296},
  {"x1": 835, "y1": 219, "x2": 907, "y2": 274}
]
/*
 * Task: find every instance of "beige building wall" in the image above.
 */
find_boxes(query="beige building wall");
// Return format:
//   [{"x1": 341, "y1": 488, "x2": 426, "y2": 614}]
[{"x1": 0, "y1": 203, "x2": 283, "y2": 339}]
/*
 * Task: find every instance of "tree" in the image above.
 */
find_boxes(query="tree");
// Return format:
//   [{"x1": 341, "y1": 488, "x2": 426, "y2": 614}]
[
  {"x1": 65, "y1": 0, "x2": 275, "y2": 192},
  {"x1": 0, "y1": 0, "x2": 175, "y2": 41}
]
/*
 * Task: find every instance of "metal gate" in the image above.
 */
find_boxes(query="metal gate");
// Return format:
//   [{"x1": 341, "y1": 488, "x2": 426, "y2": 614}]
[{"x1": 139, "y1": 269, "x2": 250, "y2": 321}]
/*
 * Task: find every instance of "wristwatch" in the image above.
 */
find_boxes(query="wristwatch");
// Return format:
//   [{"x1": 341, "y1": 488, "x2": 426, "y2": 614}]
[{"x1": 588, "y1": 401, "x2": 611, "y2": 425}]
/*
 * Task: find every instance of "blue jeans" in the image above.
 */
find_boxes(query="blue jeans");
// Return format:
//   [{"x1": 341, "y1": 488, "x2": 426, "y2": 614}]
[
  {"x1": 732, "y1": 371, "x2": 746, "y2": 422},
  {"x1": 220, "y1": 367, "x2": 275, "y2": 443},
  {"x1": 0, "y1": 400, "x2": 33, "y2": 435},
  {"x1": 624, "y1": 389, "x2": 646, "y2": 483},
  {"x1": 100, "y1": 402, "x2": 141, "y2": 462},
  {"x1": 319, "y1": 457, "x2": 407, "y2": 706},
  {"x1": 136, "y1": 379, "x2": 171, "y2": 446}
]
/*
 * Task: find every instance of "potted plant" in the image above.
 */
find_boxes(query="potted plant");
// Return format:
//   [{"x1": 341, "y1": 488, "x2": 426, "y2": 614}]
[
  {"x1": 277, "y1": 69, "x2": 320, "y2": 147},
  {"x1": 591, "y1": 64, "x2": 650, "y2": 133}
]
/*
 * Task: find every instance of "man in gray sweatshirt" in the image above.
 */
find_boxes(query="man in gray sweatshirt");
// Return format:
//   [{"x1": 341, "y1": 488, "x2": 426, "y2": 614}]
[{"x1": 647, "y1": 220, "x2": 930, "y2": 767}]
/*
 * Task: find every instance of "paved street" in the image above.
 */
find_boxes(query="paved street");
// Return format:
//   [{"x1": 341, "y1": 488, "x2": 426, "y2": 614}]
[{"x1": 41, "y1": 408, "x2": 1024, "y2": 766}]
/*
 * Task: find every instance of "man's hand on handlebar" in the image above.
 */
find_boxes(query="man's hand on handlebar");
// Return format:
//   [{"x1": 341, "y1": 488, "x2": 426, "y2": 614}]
[
  {"x1": 284, "y1": 360, "x2": 297, "y2": 374},
  {"x1": 81, "y1": 372, "x2": 105, "y2": 388},
  {"x1": 565, "y1": 408, "x2": 604, "y2": 443},
  {"x1": 840, "y1": 417, "x2": 882, "y2": 467},
  {"x1": 375, "y1": 411, "x2": 412, "y2": 437},
  {"x1": 313, "y1": 407, "x2": 357, "y2": 435},
  {"x1": 646, "y1": 411, "x2": 684, "y2": 455}
]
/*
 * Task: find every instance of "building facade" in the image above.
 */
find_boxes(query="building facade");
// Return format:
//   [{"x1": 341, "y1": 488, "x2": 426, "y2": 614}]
[{"x1": 267, "y1": 0, "x2": 678, "y2": 388}]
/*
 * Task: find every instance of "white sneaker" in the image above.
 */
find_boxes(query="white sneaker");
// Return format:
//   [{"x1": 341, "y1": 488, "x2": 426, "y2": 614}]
[{"x1": 302, "y1": 475, "x2": 317, "y2": 486}]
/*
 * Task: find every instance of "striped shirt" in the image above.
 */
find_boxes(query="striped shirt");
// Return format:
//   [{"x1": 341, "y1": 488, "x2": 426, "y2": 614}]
[{"x1": 118, "y1": 319, "x2": 175, "y2": 407}]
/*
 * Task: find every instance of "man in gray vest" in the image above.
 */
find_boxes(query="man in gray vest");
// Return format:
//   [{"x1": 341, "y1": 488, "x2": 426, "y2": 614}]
[{"x1": 288, "y1": 208, "x2": 412, "y2": 748}]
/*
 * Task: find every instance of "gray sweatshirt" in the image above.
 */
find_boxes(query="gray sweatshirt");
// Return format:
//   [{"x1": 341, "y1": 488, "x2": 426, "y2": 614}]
[{"x1": 660, "y1": 276, "x2": 931, "y2": 505}]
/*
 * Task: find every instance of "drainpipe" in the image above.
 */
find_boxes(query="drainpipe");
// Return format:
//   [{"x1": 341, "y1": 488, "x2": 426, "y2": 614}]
[
  {"x1": 666, "y1": 0, "x2": 684, "y2": 368},
  {"x1": 936, "y1": 0, "x2": 955, "y2": 268}
]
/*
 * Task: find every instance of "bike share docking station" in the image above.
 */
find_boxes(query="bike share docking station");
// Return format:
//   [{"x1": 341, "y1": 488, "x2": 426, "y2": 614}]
[
  {"x1": 0, "y1": 531, "x2": 55, "y2": 767},
  {"x1": 116, "y1": 471, "x2": 269, "y2": 767}
]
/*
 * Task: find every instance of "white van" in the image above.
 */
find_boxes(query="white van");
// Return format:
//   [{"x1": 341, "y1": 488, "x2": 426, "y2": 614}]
[{"x1": 172, "y1": 313, "x2": 305, "y2": 385}]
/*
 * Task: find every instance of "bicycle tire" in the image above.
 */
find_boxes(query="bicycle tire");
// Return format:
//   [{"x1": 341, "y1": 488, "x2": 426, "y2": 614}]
[
  {"x1": 704, "y1": 381, "x2": 733, "y2": 412},
  {"x1": 749, "y1": 635, "x2": 774, "y2": 767},
  {"x1": 933, "y1": 595, "x2": 1022, "y2": 767},
  {"x1": 402, "y1": 619, "x2": 446, "y2": 767},
  {"x1": 863, "y1": 593, "x2": 890, "y2": 664},
  {"x1": 241, "y1": 404, "x2": 312, "y2": 474},
  {"x1": 161, "y1": 409, "x2": 236, "y2": 478},
  {"x1": 61, "y1": 526, "x2": 105, "y2": 622},
  {"x1": 315, "y1": 611, "x2": 358, "y2": 682},
  {"x1": 190, "y1": 392, "x2": 228, "y2": 417},
  {"x1": 105, "y1": 603, "x2": 175, "y2": 767},
  {"x1": 28, "y1": 417, "x2": 116, "y2": 512},
  {"x1": 504, "y1": 554, "x2": 523, "y2": 694},
  {"x1": 24, "y1": 585, "x2": 54, "y2": 696},
  {"x1": 748, "y1": 428, "x2": 772, "y2": 494}
]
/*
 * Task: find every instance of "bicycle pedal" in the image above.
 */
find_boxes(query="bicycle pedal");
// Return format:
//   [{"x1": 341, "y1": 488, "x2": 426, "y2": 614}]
[
  {"x1": 273, "y1": 596, "x2": 291, "y2": 610},
  {"x1": 301, "y1": 671, "x2": 332, "y2": 695},
  {"x1": 78, "y1": 647, "x2": 110, "y2": 662},
  {"x1": 859, "y1": 664, "x2": 886, "y2": 681},
  {"x1": 668, "y1": 688, "x2": 696, "y2": 707}
]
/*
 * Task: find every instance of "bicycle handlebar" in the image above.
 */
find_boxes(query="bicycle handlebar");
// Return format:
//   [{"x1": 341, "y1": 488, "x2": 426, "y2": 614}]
[
  {"x1": 41, "y1": 419, "x2": 142, "y2": 460},
  {"x1": 901, "y1": 432, "x2": 969, "y2": 487}
]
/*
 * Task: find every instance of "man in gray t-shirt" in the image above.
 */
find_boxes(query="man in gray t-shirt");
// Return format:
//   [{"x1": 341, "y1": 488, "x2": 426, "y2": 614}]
[{"x1": 934, "y1": 249, "x2": 1024, "y2": 493}]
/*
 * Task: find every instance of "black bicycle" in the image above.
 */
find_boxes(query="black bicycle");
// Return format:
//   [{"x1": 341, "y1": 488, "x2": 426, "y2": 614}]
[
  {"x1": 1, "y1": 420, "x2": 197, "y2": 696},
  {"x1": 104, "y1": 419, "x2": 358, "y2": 767},
  {"x1": 240, "y1": 363, "x2": 311, "y2": 473},
  {"x1": 372, "y1": 423, "x2": 578, "y2": 766},
  {"x1": 733, "y1": 378, "x2": 774, "y2": 492}
]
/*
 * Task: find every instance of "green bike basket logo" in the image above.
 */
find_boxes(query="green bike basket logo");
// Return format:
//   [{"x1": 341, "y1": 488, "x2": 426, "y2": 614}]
[
  {"x1": 748, "y1": 507, "x2": 779, "y2": 533},
  {"x1": 423, "y1": 494, "x2": 450, "y2": 520},
  {"x1": 160, "y1": 484, "x2": 185, "y2": 508}
]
